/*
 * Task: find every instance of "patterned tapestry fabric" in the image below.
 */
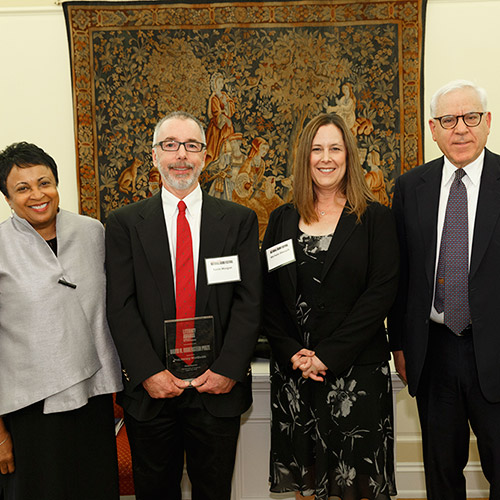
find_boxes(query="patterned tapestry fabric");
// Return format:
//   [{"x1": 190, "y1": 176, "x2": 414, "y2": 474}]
[{"x1": 63, "y1": 0, "x2": 426, "y2": 227}]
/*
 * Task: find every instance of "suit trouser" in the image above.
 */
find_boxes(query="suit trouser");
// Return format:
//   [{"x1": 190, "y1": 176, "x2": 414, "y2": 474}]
[
  {"x1": 416, "y1": 321, "x2": 500, "y2": 500},
  {"x1": 124, "y1": 389, "x2": 240, "y2": 500}
]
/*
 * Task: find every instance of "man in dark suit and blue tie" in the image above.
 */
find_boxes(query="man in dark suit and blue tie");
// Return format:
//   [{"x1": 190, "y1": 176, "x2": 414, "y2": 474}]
[
  {"x1": 105, "y1": 111, "x2": 261, "y2": 500},
  {"x1": 388, "y1": 80, "x2": 500, "y2": 499}
]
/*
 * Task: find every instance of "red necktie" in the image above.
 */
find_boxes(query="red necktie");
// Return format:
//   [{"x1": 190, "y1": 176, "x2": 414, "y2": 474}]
[{"x1": 175, "y1": 200, "x2": 196, "y2": 364}]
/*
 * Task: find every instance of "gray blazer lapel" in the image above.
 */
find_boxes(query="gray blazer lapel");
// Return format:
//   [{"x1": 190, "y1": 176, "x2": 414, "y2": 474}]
[
  {"x1": 470, "y1": 149, "x2": 500, "y2": 278},
  {"x1": 135, "y1": 194, "x2": 176, "y2": 318},
  {"x1": 416, "y1": 160, "x2": 443, "y2": 287}
]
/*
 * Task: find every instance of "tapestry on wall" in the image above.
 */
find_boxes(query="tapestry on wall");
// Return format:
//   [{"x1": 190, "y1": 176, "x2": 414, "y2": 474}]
[{"x1": 63, "y1": 0, "x2": 426, "y2": 237}]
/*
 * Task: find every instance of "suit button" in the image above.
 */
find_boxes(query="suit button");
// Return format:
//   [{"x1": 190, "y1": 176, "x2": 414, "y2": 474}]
[
  {"x1": 122, "y1": 368, "x2": 130, "y2": 382},
  {"x1": 318, "y1": 303, "x2": 325, "y2": 310}
]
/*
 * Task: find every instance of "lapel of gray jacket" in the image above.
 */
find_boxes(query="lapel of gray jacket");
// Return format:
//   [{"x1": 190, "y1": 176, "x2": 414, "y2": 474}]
[
  {"x1": 135, "y1": 193, "x2": 176, "y2": 319},
  {"x1": 470, "y1": 149, "x2": 500, "y2": 279},
  {"x1": 416, "y1": 159, "x2": 443, "y2": 289}
]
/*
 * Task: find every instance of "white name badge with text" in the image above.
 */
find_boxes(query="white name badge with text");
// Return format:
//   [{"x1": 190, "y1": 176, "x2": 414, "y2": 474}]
[
  {"x1": 205, "y1": 255, "x2": 241, "y2": 285},
  {"x1": 266, "y1": 239, "x2": 296, "y2": 272}
]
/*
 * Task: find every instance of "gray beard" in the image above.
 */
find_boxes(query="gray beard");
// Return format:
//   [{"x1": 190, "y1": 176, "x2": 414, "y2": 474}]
[{"x1": 159, "y1": 161, "x2": 202, "y2": 192}]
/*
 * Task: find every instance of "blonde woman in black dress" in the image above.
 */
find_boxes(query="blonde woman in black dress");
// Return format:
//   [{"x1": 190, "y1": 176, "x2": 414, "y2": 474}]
[{"x1": 261, "y1": 113, "x2": 399, "y2": 500}]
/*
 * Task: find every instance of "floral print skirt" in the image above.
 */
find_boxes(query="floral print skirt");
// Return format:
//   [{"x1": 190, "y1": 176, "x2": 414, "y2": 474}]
[{"x1": 269, "y1": 359, "x2": 397, "y2": 500}]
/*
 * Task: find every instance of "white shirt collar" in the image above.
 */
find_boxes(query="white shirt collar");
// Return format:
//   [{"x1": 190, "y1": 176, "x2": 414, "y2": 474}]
[
  {"x1": 161, "y1": 183, "x2": 203, "y2": 217},
  {"x1": 442, "y1": 149, "x2": 485, "y2": 187}
]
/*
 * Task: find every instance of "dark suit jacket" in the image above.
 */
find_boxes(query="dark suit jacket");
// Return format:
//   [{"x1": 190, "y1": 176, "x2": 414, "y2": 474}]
[
  {"x1": 261, "y1": 202, "x2": 399, "y2": 376},
  {"x1": 388, "y1": 149, "x2": 500, "y2": 402},
  {"x1": 105, "y1": 190, "x2": 261, "y2": 421}
]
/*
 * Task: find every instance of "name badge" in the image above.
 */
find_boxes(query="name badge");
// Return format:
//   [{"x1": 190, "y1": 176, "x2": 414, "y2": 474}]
[
  {"x1": 205, "y1": 255, "x2": 241, "y2": 285},
  {"x1": 266, "y1": 239, "x2": 296, "y2": 272}
]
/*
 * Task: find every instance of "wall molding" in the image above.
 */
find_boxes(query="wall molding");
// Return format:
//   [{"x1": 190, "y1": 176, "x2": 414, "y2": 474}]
[
  {"x1": 0, "y1": 6, "x2": 60, "y2": 15},
  {"x1": 396, "y1": 461, "x2": 489, "y2": 498}
]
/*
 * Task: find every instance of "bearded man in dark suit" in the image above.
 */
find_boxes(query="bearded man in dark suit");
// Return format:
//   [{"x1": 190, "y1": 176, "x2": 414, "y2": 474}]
[
  {"x1": 106, "y1": 111, "x2": 261, "y2": 500},
  {"x1": 388, "y1": 80, "x2": 500, "y2": 500}
]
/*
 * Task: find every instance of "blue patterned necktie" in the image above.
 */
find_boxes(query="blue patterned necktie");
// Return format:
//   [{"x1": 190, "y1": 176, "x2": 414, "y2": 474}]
[{"x1": 434, "y1": 168, "x2": 471, "y2": 334}]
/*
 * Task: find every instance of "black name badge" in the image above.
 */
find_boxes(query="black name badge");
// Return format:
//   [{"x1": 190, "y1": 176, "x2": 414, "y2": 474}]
[{"x1": 164, "y1": 316, "x2": 215, "y2": 382}]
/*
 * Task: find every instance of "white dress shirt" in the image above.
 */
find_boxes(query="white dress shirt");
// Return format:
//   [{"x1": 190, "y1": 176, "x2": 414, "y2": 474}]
[
  {"x1": 161, "y1": 184, "x2": 203, "y2": 290},
  {"x1": 430, "y1": 149, "x2": 484, "y2": 323}
]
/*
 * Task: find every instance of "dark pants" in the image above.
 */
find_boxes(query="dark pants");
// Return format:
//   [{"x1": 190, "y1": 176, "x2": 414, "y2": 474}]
[
  {"x1": 124, "y1": 389, "x2": 241, "y2": 500},
  {"x1": 2, "y1": 394, "x2": 119, "y2": 500},
  {"x1": 416, "y1": 321, "x2": 500, "y2": 500}
]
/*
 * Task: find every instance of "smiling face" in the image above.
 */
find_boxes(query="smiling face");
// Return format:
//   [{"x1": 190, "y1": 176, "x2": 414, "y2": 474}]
[
  {"x1": 429, "y1": 87, "x2": 491, "y2": 169},
  {"x1": 309, "y1": 123, "x2": 347, "y2": 195},
  {"x1": 5, "y1": 164, "x2": 59, "y2": 238},
  {"x1": 152, "y1": 117, "x2": 206, "y2": 198}
]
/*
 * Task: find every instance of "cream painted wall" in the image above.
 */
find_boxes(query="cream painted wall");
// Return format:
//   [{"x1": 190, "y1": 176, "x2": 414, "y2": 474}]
[
  {"x1": 2, "y1": 0, "x2": 500, "y2": 222},
  {"x1": 0, "y1": 1, "x2": 497, "y2": 495},
  {"x1": 0, "y1": 0, "x2": 55, "y2": 5},
  {"x1": 0, "y1": 5, "x2": 77, "y2": 219},
  {"x1": 423, "y1": 0, "x2": 500, "y2": 161}
]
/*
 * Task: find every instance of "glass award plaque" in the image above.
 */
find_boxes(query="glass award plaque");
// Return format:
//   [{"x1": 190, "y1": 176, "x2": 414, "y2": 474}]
[{"x1": 164, "y1": 315, "x2": 215, "y2": 381}]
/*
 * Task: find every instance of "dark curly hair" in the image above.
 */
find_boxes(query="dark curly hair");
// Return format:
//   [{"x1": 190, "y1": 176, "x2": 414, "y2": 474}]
[{"x1": 0, "y1": 142, "x2": 59, "y2": 197}]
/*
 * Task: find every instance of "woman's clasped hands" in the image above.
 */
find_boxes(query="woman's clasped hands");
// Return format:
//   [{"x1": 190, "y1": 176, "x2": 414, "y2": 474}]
[{"x1": 290, "y1": 348, "x2": 328, "y2": 382}]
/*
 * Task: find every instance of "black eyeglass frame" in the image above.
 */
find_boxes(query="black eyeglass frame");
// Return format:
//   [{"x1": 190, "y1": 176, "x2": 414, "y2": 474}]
[
  {"x1": 153, "y1": 140, "x2": 206, "y2": 152},
  {"x1": 433, "y1": 112, "x2": 486, "y2": 130}
]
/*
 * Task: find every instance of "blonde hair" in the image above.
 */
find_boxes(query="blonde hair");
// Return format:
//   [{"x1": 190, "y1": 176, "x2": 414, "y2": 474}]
[{"x1": 293, "y1": 113, "x2": 374, "y2": 223}]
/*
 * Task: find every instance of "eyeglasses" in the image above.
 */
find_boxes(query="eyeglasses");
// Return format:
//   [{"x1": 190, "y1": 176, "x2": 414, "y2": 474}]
[
  {"x1": 154, "y1": 140, "x2": 206, "y2": 153},
  {"x1": 433, "y1": 112, "x2": 486, "y2": 129}
]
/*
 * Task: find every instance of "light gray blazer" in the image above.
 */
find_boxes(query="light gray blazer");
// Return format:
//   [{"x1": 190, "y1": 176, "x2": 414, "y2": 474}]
[{"x1": 0, "y1": 209, "x2": 122, "y2": 415}]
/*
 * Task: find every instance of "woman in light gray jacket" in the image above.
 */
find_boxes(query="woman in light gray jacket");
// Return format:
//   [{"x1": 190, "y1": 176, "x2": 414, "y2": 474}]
[{"x1": 0, "y1": 142, "x2": 122, "y2": 500}]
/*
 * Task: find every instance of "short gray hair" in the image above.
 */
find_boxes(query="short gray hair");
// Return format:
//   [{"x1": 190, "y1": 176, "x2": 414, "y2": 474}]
[
  {"x1": 152, "y1": 111, "x2": 206, "y2": 147},
  {"x1": 430, "y1": 80, "x2": 488, "y2": 117}
]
